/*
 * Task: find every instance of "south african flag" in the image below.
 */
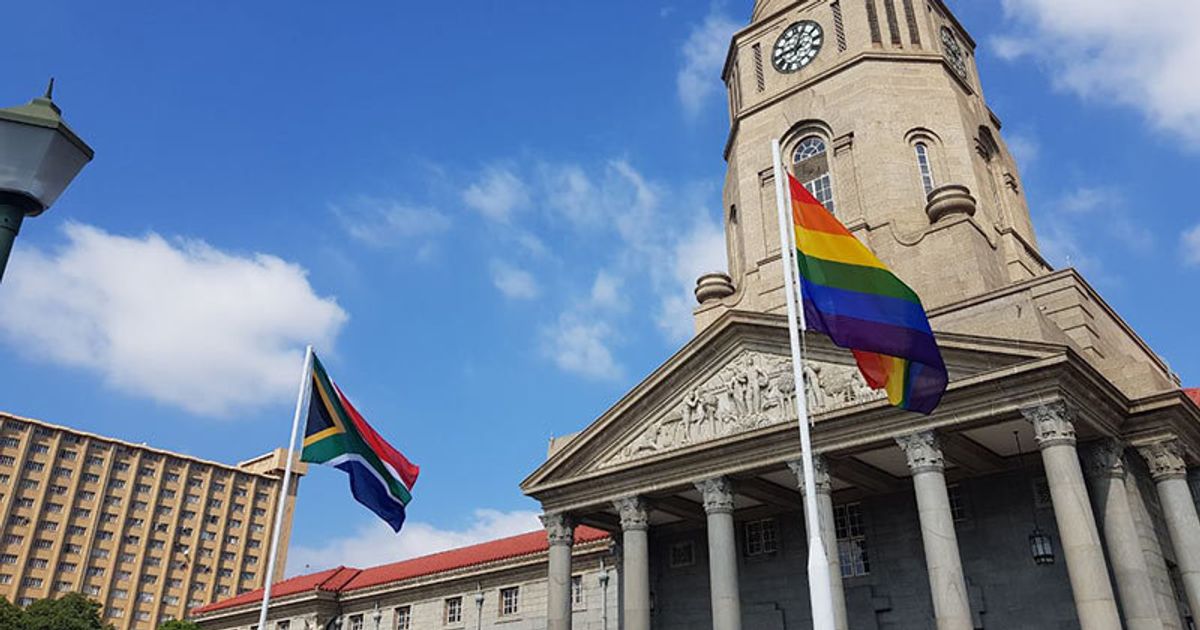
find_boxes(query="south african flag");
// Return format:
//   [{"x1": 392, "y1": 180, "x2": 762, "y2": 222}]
[{"x1": 300, "y1": 354, "x2": 419, "y2": 532}]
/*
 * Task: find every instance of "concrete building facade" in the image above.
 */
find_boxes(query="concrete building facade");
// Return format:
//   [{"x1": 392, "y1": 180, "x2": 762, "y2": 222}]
[
  {"x1": 0, "y1": 410, "x2": 304, "y2": 629},
  {"x1": 194, "y1": 1, "x2": 1200, "y2": 629}
]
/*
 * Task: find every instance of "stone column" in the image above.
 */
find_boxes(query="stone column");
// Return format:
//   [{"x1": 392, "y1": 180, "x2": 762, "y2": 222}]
[
  {"x1": 1023, "y1": 403, "x2": 1122, "y2": 629},
  {"x1": 1082, "y1": 441, "x2": 1164, "y2": 630},
  {"x1": 788, "y1": 457, "x2": 849, "y2": 630},
  {"x1": 613, "y1": 496, "x2": 651, "y2": 630},
  {"x1": 541, "y1": 512, "x2": 575, "y2": 630},
  {"x1": 696, "y1": 477, "x2": 742, "y2": 630},
  {"x1": 1138, "y1": 438, "x2": 1200, "y2": 619},
  {"x1": 896, "y1": 431, "x2": 972, "y2": 630}
]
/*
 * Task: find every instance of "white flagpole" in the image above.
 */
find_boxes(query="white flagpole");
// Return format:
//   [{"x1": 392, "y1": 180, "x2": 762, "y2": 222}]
[
  {"x1": 771, "y1": 139, "x2": 836, "y2": 630},
  {"x1": 257, "y1": 345, "x2": 315, "y2": 630}
]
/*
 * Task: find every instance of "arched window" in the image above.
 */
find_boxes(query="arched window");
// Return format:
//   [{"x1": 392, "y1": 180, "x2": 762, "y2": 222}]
[
  {"x1": 914, "y1": 142, "x2": 935, "y2": 196},
  {"x1": 793, "y1": 136, "x2": 835, "y2": 213}
]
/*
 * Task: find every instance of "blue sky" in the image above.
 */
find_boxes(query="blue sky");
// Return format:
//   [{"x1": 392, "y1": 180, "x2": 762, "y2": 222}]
[{"x1": 1, "y1": 0, "x2": 1197, "y2": 573}]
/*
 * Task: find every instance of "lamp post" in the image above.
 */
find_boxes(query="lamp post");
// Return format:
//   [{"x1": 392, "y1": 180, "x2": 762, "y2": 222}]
[
  {"x1": 0, "y1": 80, "x2": 94, "y2": 284},
  {"x1": 474, "y1": 591, "x2": 485, "y2": 630}
]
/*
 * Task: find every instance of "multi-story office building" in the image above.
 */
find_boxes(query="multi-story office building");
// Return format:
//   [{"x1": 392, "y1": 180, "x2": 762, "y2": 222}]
[{"x1": 0, "y1": 410, "x2": 304, "y2": 629}]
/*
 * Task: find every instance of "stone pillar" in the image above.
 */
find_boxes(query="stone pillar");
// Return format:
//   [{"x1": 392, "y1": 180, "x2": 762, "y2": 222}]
[
  {"x1": 1138, "y1": 438, "x2": 1200, "y2": 619},
  {"x1": 788, "y1": 456, "x2": 849, "y2": 630},
  {"x1": 541, "y1": 512, "x2": 575, "y2": 630},
  {"x1": 696, "y1": 477, "x2": 742, "y2": 630},
  {"x1": 1082, "y1": 441, "x2": 1165, "y2": 630},
  {"x1": 1023, "y1": 403, "x2": 1122, "y2": 629},
  {"x1": 613, "y1": 496, "x2": 651, "y2": 630},
  {"x1": 896, "y1": 431, "x2": 972, "y2": 630}
]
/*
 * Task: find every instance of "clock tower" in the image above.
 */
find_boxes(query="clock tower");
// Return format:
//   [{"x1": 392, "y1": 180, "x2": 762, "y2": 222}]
[{"x1": 695, "y1": 0, "x2": 1051, "y2": 331}]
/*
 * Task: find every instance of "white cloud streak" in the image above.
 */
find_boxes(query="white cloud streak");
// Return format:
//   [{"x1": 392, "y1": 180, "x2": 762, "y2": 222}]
[
  {"x1": 285, "y1": 509, "x2": 542, "y2": 576},
  {"x1": 490, "y1": 260, "x2": 540, "y2": 300},
  {"x1": 463, "y1": 167, "x2": 530, "y2": 223},
  {"x1": 333, "y1": 197, "x2": 450, "y2": 250},
  {"x1": 541, "y1": 314, "x2": 622, "y2": 381},
  {"x1": 0, "y1": 223, "x2": 347, "y2": 417},
  {"x1": 994, "y1": 0, "x2": 1200, "y2": 147},
  {"x1": 1183, "y1": 223, "x2": 1200, "y2": 267},
  {"x1": 677, "y1": 10, "x2": 739, "y2": 119}
]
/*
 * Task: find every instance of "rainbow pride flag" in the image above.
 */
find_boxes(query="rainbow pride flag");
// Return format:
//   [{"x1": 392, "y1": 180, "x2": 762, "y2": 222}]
[{"x1": 788, "y1": 173, "x2": 947, "y2": 414}]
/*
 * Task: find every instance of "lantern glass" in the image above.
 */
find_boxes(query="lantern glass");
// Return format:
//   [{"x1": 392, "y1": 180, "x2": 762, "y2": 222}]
[{"x1": 1029, "y1": 528, "x2": 1055, "y2": 565}]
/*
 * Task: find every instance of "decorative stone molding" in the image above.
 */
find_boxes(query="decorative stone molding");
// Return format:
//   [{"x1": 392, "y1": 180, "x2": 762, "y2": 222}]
[
  {"x1": 1022, "y1": 402, "x2": 1076, "y2": 448},
  {"x1": 1082, "y1": 439, "x2": 1126, "y2": 480},
  {"x1": 1138, "y1": 439, "x2": 1188, "y2": 482},
  {"x1": 695, "y1": 272, "x2": 736, "y2": 304},
  {"x1": 695, "y1": 477, "x2": 736, "y2": 514},
  {"x1": 925, "y1": 184, "x2": 977, "y2": 223},
  {"x1": 601, "y1": 350, "x2": 881, "y2": 468},
  {"x1": 896, "y1": 430, "x2": 945, "y2": 474},
  {"x1": 787, "y1": 455, "x2": 832, "y2": 494},
  {"x1": 613, "y1": 496, "x2": 650, "y2": 531},
  {"x1": 540, "y1": 512, "x2": 576, "y2": 547}
]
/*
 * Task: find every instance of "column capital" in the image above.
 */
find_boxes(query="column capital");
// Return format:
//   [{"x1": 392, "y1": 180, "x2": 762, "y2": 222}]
[
  {"x1": 896, "y1": 430, "x2": 945, "y2": 474},
  {"x1": 787, "y1": 455, "x2": 832, "y2": 494},
  {"x1": 695, "y1": 477, "x2": 736, "y2": 515},
  {"x1": 613, "y1": 496, "x2": 650, "y2": 531},
  {"x1": 1137, "y1": 438, "x2": 1189, "y2": 482},
  {"x1": 540, "y1": 512, "x2": 576, "y2": 547},
  {"x1": 1082, "y1": 439, "x2": 1127, "y2": 480},
  {"x1": 1022, "y1": 401, "x2": 1076, "y2": 448}
]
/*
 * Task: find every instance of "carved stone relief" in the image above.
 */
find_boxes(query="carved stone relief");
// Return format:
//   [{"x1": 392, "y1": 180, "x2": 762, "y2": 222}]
[{"x1": 601, "y1": 350, "x2": 880, "y2": 468}]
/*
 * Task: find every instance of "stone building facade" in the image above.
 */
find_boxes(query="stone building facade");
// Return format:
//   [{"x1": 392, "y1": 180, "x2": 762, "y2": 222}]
[
  {"x1": 193, "y1": 1, "x2": 1200, "y2": 629},
  {"x1": 0, "y1": 410, "x2": 304, "y2": 629},
  {"x1": 191, "y1": 528, "x2": 617, "y2": 630}
]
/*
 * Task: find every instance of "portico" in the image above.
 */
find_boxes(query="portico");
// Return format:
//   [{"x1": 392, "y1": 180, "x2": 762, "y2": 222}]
[{"x1": 523, "y1": 310, "x2": 1200, "y2": 630}]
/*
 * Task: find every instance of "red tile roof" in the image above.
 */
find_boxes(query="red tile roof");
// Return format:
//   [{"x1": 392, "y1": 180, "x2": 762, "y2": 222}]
[
  {"x1": 192, "y1": 526, "x2": 610, "y2": 616},
  {"x1": 191, "y1": 566, "x2": 359, "y2": 614},
  {"x1": 1186, "y1": 388, "x2": 1200, "y2": 408}
]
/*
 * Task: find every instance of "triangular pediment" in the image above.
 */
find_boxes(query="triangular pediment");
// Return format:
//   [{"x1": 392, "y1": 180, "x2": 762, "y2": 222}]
[{"x1": 521, "y1": 311, "x2": 1061, "y2": 495}]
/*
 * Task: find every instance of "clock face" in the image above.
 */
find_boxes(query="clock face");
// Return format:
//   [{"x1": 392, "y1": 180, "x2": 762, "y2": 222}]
[
  {"x1": 940, "y1": 27, "x2": 968, "y2": 79},
  {"x1": 773, "y1": 21, "x2": 823, "y2": 74}
]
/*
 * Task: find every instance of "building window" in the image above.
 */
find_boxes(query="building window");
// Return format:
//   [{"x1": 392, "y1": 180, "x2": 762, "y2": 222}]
[
  {"x1": 743, "y1": 519, "x2": 779, "y2": 557},
  {"x1": 948, "y1": 484, "x2": 968, "y2": 522},
  {"x1": 347, "y1": 615, "x2": 363, "y2": 630},
  {"x1": 444, "y1": 597, "x2": 462, "y2": 624},
  {"x1": 277, "y1": 622, "x2": 290, "y2": 630},
  {"x1": 1033, "y1": 477, "x2": 1053, "y2": 509},
  {"x1": 500, "y1": 586, "x2": 520, "y2": 616},
  {"x1": 915, "y1": 142, "x2": 935, "y2": 196},
  {"x1": 834, "y1": 502, "x2": 870, "y2": 577},
  {"x1": 669, "y1": 541, "x2": 696, "y2": 567},
  {"x1": 571, "y1": 575, "x2": 584, "y2": 607},
  {"x1": 394, "y1": 605, "x2": 411, "y2": 629},
  {"x1": 793, "y1": 136, "x2": 836, "y2": 214}
]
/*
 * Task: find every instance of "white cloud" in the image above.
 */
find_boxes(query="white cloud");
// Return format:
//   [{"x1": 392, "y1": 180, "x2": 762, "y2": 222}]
[
  {"x1": 285, "y1": 509, "x2": 541, "y2": 576},
  {"x1": 996, "y1": 0, "x2": 1200, "y2": 147},
  {"x1": 541, "y1": 314, "x2": 622, "y2": 381},
  {"x1": 463, "y1": 167, "x2": 529, "y2": 223},
  {"x1": 1183, "y1": 223, "x2": 1200, "y2": 266},
  {"x1": 333, "y1": 197, "x2": 450, "y2": 249},
  {"x1": 677, "y1": 10, "x2": 739, "y2": 118},
  {"x1": 1006, "y1": 132, "x2": 1040, "y2": 170},
  {"x1": 657, "y1": 218, "x2": 727, "y2": 341},
  {"x1": 490, "y1": 260, "x2": 540, "y2": 300},
  {"x1": 0, "y1": 223, "x2": 347, "y2": 417},
  {"x1": 589, "y1": 271, "x2": 626, "y2": 312},
  {"x1": 1058, "y1": 186, "x2": 1111, "y2": 214}
]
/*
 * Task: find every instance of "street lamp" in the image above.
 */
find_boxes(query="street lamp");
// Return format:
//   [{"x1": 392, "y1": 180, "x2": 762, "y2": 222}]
[
  {"x1": 474, "y1": 591, "x2": 485, "y2": 630},
  {"x1": 0, "y1": 79, "x2": 94, "y2": 283}
]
